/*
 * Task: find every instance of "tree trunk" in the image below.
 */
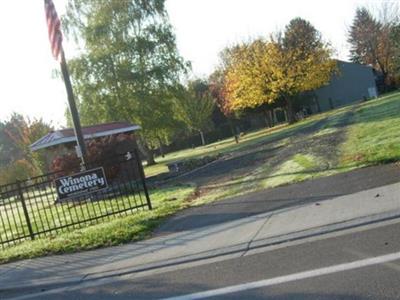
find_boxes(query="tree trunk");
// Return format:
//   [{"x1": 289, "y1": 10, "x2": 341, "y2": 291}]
[
  {"x1": 286, "y1": 98, "x2": 296, "y2": 124},
  {"x1": 146, "y1": 151, "x2": 156, "y2": 166},
  {"x1": 272, "y1": 109, "x2": 278, "y2": 124},
  {"x1": 377, "y1": 60, "x2": 389, "y2": 92},
  {"x1": 157, "y1": 137, "x2": 165, "y2": 158},
  {"x1": 228, "y1": 119, "x2": 239, "y2": 144},
  {"x1": 199, "y1": 130, "x2": 206, "y2": 146},
  {"x1": 136, "y1": 138, "x2": 156, "y2": 166},
  {"x1": 328, "y1": 98, "x2": 334, "y2": 110},
  {"x1": 283, "y1": 110, "x2": 288, "y2": 122},
  {"x1": 263, "y1": 109, "x2": 272, "y2": 128},
  {"x1": 159, "y1": 145, "x2": 165, "y2": 158},
  {"x1": 382, "y1": 71, "x2": 390, "y2": 92},
  {"x1": 268, "y1": 109, "x2": 275, "y2": 127},
  {"x1": 234, "y1": 134, "x2": 239, "y2": 144},
  {"x1": 314, "y1": 96, "x2": 321, "y2": 113}
]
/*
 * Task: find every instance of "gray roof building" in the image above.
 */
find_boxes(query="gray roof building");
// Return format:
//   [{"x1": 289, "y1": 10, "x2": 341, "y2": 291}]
[{"x1": 312, "y1": 60, "x2": 378, "y2": 112}]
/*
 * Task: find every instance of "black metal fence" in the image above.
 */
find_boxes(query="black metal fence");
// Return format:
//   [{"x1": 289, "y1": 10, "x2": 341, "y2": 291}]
[{"x1": 0, "y1": 149, "x2": 151, "y2": 248}]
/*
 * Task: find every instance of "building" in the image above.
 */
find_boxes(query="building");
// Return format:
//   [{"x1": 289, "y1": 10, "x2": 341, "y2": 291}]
[
  {"x1": 310, "y1": 60, "x2": 378, "y2": 113},
  {"x1": 30, "y1": 121, "x2": 141, "y2": 169}
]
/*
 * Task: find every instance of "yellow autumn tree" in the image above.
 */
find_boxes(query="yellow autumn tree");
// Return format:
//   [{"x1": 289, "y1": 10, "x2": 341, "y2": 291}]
[
  {"x1": 225, "y1": 40, "x2": 274, "y2": 111},
  {"x1": 266, "y1": 40, "x2": 336, "y2": 123},
  {"x1": 224, "y1": 40, "x2": 280, "y2": 127},
  {"x1": 223, "y1": 18, "x2": 336, "y2": 124}
]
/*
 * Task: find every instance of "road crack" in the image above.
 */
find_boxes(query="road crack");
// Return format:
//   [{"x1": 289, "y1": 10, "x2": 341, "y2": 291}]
[{"x1": 241, "y1": 214, "x2": 273, "y2": 257}]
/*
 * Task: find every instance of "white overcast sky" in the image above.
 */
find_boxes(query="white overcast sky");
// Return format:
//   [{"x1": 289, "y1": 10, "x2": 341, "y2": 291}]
[{"x1": 0, "y1": 0, "x2": 393, "y2": 128}]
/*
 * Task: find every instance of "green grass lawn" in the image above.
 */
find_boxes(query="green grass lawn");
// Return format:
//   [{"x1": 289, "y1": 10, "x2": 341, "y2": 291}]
[
  {"x1": 0, "y1": 183, "x2": 195, "y2": 264},
  {"x1": 1, "y1": 91, "x2": 399, "y2": 264},
  {"x1": 0, "y1": 182, "x2": 152, "y2": 244},
  {"x1": 340, "y1": 93, "x2": 400, "y2": 167}
]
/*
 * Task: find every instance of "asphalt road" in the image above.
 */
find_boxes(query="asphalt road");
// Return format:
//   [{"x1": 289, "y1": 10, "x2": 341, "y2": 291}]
[
  {"x1": 156, "y1": 163, "x2": 400, "y2": 235},
  {"x1": 7, "y1": 218, "x2": 400, "y2": 300}
]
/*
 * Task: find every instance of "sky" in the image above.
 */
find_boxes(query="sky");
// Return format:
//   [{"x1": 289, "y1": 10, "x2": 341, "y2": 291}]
[{"x1": 0, "y1": 0, "x2": 390, "y2": 128}]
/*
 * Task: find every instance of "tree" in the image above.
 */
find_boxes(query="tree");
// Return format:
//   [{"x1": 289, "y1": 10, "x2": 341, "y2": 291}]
[
  {"x1": 63, "y1": 0, "x2": 188, "y2": 165},
  {"x1": 209, "y1": 69, "x2": 230, "y2": 116},
  {"x1": 209, "y1": 48, "x2": 242, "y2": 118},
  {"x1": 209, "y1": 69, "x2": 240, "y2": 143},
  {"x1": 0, "y1": 120, "x2": 20, "y2": 168},
  {"x1": 0, "y1": 114, "x2": 53, "y2": 183},
  {"x1": 348, "y1": 6, "x2": 400, "y2": 88},
  {"x1": 222, "y1": 40, "x2": 280, "y2": 127},
  {"x1": 348, "y1": 9, "x2": 384, "y2": 74},
  {"x1": 0, "y1": 114, "x2": 29, "y2": 166},
  {"x1": 0, "y1": 114, "x2": 53, "y2": 171},
  {"x1": 282, "y1": 18, "x2": 323, "y2": 57},
  {"x1": 28, "y1": 118, "x2": 55, "y2": 172},
  {"x1": 267, "y1": 41, "x2": 335, "y2": 123},
  {"x1": 274, "y1": 18, "x2": 336, "y2": 123},
  {"x1": 221, "y1": 18, "x2": 335, "y2": 124},
  {"x1": 175, "y1": 80, "x2": 215, "y2": 146},
  {"x1": 392, "y1": 24, "x2": 400, "y2": 83},
  {"x1": 224, "y1": 40, "x2": 273, "y2": 111},
  {"x1": 0, "y1": 159, "x2": 39, "y2": 185}
]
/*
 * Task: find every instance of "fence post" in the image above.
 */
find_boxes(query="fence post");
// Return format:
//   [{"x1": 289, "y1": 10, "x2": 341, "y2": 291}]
[
  {"x1": 133, "y1": 148, "x2": 152, "y2": 210},
  {"x1": 16, "y1": 181, "x2": 35, "y2": 241}
]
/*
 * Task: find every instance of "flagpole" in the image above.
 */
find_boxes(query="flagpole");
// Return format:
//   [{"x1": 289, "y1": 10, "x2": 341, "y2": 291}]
[{"x1": 59, "y1": 47, "x2": 87, "y2": 168}]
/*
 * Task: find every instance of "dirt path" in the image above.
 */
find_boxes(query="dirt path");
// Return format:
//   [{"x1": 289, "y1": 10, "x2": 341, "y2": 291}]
[{"x1": 172, "y1": 107, "x2": 356, "y2": 193}]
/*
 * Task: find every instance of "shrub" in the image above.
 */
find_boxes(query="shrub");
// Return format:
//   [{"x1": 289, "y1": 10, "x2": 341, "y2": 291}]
[
  {"x1": 50, "y1": 133, "x2": 137, "y2": 180},
  {"x1": 0, "y1": 159, "x2": 39, "y2": 185},
  {"x1": 50, "y1": 153, "x2": 81, "y2": 177}
]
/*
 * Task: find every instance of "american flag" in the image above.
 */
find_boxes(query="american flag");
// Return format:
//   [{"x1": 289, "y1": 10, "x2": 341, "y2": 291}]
[{"x1": 44, "y1": 0, "x2": 63, "y2": 61}]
